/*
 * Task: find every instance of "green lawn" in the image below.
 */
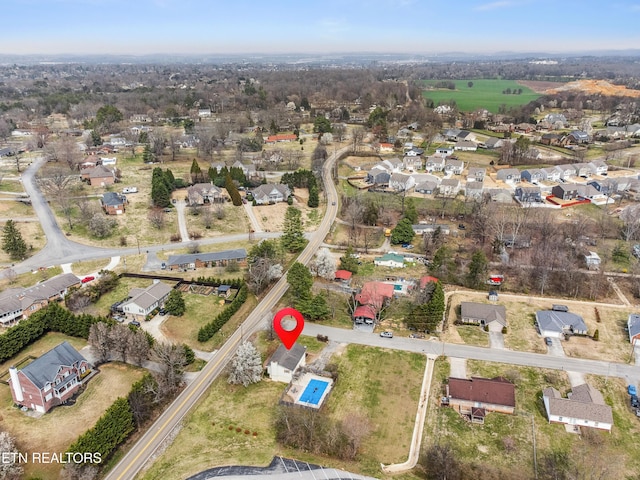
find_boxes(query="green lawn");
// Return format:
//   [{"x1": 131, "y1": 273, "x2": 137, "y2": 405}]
[
  {"x1": 141, "y1": 344, "x2": 425, "y2": 480},
  {"x1": 422, "y1": 79, "x2": 540, "y2": 113}
]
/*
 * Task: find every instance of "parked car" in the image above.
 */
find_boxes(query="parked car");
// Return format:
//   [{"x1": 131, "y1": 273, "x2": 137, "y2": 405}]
[
  {"x1": 159, "y1": 308, "x2": 167, "y2": 315},
  {"x1": 544, "y1": 337, "x2": 553, "y2": 346},
  {"x1": 629, "y1": 385, "x2": 637, "y2": 396},
  {"x1": 458, "y1": 224, "x2": 466, "y2": 230},
  {"x1": 631, "y1": 394, "x2": 640, "y2": 408},
  {"x1": 331, "y1": 201, "x2": 336, "y2": 205},
  {"x1": 380, "y1": 331, "x2": 393, "y2": 338},
  {"x1": 161, "y1": 262, "x2": 167, "y2": 270},
  {"x1": 129, "y1": 320, "x2": 141, "y2": 327},
  {"x1": 409, "y1": 333, "x2": 425, "y2": 339},
  {"x1": 81, "y1": 276, "x2": 95, "y2": 283}
]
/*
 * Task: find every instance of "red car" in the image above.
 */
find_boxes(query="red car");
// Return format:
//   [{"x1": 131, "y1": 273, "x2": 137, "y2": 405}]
[{"x1": 81, "y1": 276, "x2": 95, "y2": 283}]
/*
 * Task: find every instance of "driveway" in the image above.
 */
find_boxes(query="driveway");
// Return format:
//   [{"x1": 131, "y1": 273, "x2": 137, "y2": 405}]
[
  {"x1": 488, "y1": 331, "x2": 504, "y2": 349},
  {"x1": 242, "y1": 202, "x2": 263, "y2": 233},
  {"x1": 174, "y1": 199, "x2": 190, "y2": 242},
  {"x1": 449, "y1": 357, "x2": 467, "y2": 378},
  {"x1": 545, "y1": 336, "x2": 565, "y2": 357}
]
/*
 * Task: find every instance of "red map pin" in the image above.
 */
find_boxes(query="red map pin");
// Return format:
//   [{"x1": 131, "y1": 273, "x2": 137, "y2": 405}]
[{"x1": 273, "y1": 307, "x2": 305, "y2": 350}]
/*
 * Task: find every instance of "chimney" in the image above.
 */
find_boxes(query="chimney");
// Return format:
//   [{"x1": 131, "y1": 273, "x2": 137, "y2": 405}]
[{"x1": 9, "y1": 367, "x2": 23, "y2": 403}]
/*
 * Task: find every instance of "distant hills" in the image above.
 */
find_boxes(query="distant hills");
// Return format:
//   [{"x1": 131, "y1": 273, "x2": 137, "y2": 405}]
[{"x1": 1, "y1": 50, "x2": 640, "y2": 66}]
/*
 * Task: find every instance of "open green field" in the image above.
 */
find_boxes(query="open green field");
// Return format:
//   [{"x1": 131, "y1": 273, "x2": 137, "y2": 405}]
[
  {"x1": 141, "y1": 343, "x2": 425, "y2": 480},
  {"x1": 422, "y1": 79, "x2": 540, "y2": 113}
]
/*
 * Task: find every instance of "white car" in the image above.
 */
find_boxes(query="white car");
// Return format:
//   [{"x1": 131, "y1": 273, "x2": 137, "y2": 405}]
[{"x1": 380, "y1": 331, "x2": 393, "y2": 338}]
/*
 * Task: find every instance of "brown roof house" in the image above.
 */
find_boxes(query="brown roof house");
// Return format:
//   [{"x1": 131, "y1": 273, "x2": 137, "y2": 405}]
[
  {"x1": 460, "y1": 302, "x2": 507, "y2": 331},
  {"x1": 81, "y1": 165, "x2": 116, "y2": 187},
  {"x1": 543, "y1": 383, "x2": 613, "y2": 432},
  {"x1": 446, "y1": 376, "x2": 516, "y2": 423},
  {"x1": 187, "y1": 183, "x2": 226, "y2": 206}
]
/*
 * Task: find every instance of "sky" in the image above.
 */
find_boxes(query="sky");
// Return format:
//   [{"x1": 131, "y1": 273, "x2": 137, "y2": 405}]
[{"x1": 2, "y1": 0, "x2": 640, "y2": 56}]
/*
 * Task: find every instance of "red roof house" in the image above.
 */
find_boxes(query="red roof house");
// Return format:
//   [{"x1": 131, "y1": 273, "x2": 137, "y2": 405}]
[
  {"x1": 334, "y1": 270, "x2": 353, "y2": 282},
  {"x1": 266, "y1": 134, "x2": 297, "y2": 143},
  {"x1": 446, "y1": 376, "x2": 515, "y2": 423},
  {"x1": 355, "y1": 282, "x2": 394, "y2": 308},
  {"x1": 419, "y1": 276, "x2": 439, "y2": 289}
]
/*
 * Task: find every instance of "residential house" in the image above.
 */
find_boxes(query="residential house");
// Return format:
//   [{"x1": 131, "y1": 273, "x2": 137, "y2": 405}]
[
  {"x1": 381, "y1": 158, "x2": 403, "y2": 172},
  {"x1": 374, "y1": 253, "x2": 405, "y2": 269},
  {"x1": 419, "y1": 276, "x2": 439, "y2": 290},
  {"x1": 121, "y1": 281, "x2": 173, "y2": 320},
  {"x1": 81, "y1": 165, "x2": 116, "y2": 187},
  {"x1": 8, "y1": 341, "x2": 92, "y2": 413},
  {"x1": 439, "y1": 178, "x2": 460, "y2": 196},
  {"x1": 467, "y1": 167, "x2": 485, "y2": 182},
  {"x1": 465, "y1": 180, "x2": 484, "y2": 199},
  {"x1": 587, "y1": 179, "x2": 614, "y2": 196},
  {"x1": 187, "y1": 183, "x2": 225, "y2": 206},
  {"x1": 379, "y1": 142, "x2": 394, "y2": 153},
  {"x1": 504, "y1": 234, "x2": 532, "y2": 249},
  {"x1": 198, "y1": 108, "x2": 212, "y2": 118},
  {"x1": 540, "y1": 133, "x2": 563, "y2": 146},
  {"x1": 353, "y1": 304, "x2": 377, "y2": 325},
  {"x1": 542, "y1": 167, "x2": 561, "y2": 182},
  {"x1": 105, "y1": 136, "x2": 128, "y2": 148},
  {"x1": 415, "y1": 181, "x2": 439, "y2": 194},
  {"x1": 265, "y1": 134, "x2": 297, "y2": 143},
  {"x1": 446, "y1": 376, "x2": 516, "y2": 423},
  {"x1": 250, "y1": 184, "x2": 291, "y2": 204},
  {"x1": 424, "y1": 156, "x2": 446, "y2": 172},
  {"x1": 563, "y1": 130, "x2": 590, "y2": 145},
  {"x1": 555, "y1": 164, "x2": 576, "y2": 182},
  {"x1": 266, "y1": 343, "x2": 306, "y2": 383},
  {"x1": 402, "y1": 155, "x2": 422, "y2": 172},
  {"x1": 551, "y1": 183, "x2": 581, "y2": 200},
  {"x1": 389, "y1": 173, "x2": 415, "y2": 192},
  {"x1": 210, "y1": 162, "x2": 226, "y2": 174},
  {"x1": 100, "y1": 192, "x2": 127, "y2": 215},
  {"x1": 627, "y1": 314, "x2": 640, "y2": 344},
  {"x1": 535, "y1": 309, "x2": 588, "y2": 338},
  {"x1": 454, "y1": 140, "x2": 477, "y2": 152},
  {"x1": 456, "y1": 130, "x2": 475, "y2": 142},
  {"x1": 515, "y1": 123, "x2": 535, "y2": 133},
  {"x1": 483, "y1": 137, "x2": 504, "y2": 149},
  {"x1": 443, "y1": 128, "x2": 462, "y2": 141},
  {"x1": 354, "y1": 281, "x2": 395, "y2": 322},
  {"x1": 334, "y1": 270, "x2": 352, "y2": 284},
  {"x1": 488, "y1": 188, "x2": 513, "y2": 203},
  {"x1": 514, "y1": 186, "x2": 542, "y2": 203},
  {"x1": 584, "y1": 251, "x2": 601, "y2": 270},
  {"x1": 572, "y1": 163, "x2": 591, "y2": 178},
  {"x1": 166, "y1": 248, "x2": 248, "y2": 271},
  {"x1": 496, "y1": 168, "x2": 521, "y2": 184},
  {"x1": 413, "y1": 224, "x2": 451, "y2": 235},
  {"x1": 367, "y1": 166, "x2": 391, "y2": 185},
  {"x1": 444, "y1": 158, "x2": 464, "y2": 175},
  {"x1": 460, "y1": 302, "x2": 507, "y2": 329},
  {"x1": 435, "y1": 147, "x2": 454, "y2": 156},
  {"x1": 543, "y1": 384, "x2": 613, "y2": 432},
  {"x1": 0, "y1": 274, "x2": 81, "y2": 325},
  {"x1": 404, "y1": 146, "x2": 424, "y2": 157},
  {"x1": 100, "y1": 157, "x2": 117, "y2": 166},
  {"x1": 541, "y1": 113, "x2": 568, "y2": 129},
  {"x1": 521, "y1": 169, "x2": 546, "y2": 184},
  {"x1": 588, "y1": 160, "x2": 608, "y2": 176}
]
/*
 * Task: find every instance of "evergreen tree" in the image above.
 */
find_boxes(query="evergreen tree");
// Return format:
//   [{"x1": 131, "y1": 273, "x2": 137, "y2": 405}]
[
  {"x1": 151, "y1": 178, "x2": 170, "y2": 208},
  {"x1": 163, "y1": 168, "x2": 176, "y2": 191},
  {"x1": 298, "y1": 293, "x2": 330, "y2": 321},
  {"x1": 390, "y1": 218, "x2": 415, "y2": 245},
  {"x1": 286, "y1": 262, "x2": 313, "y2": 301},
  {"x1": 466, "y1": 250, "x2": 488, "y2": 289},
  {"x1": 142, "y1": 144, "x2": 153, "y2": 163},
  {"x1": 339, "y1": 245, "x2": 359, "y2": 274},
  {"x1": 404, "y1": 197, "x2": 418, "y2": 224},
  {"x1": 225, "y1": 174, "x2": 243, "y2": 206},
  {"x1": 408, "y1": 281, "x2": 445, "y2": 332},
  {"x1": 281, "y1": 206, "x2": 306, "y2": 252},
  {"x1": 164, "y1": 289, "x2": 186, "y2": 316},
  {"x1": 190, "y1": 159, "x2": 202, "y2": 183},
  {"x1": 2, "y1": 220, "x2": 27, "y2": 260},
  {"x1": 308, "y1": 185, "x2": 319, "y2": 208},
  {"x1": 90, "y1": 130, "x2": 102, "y2": 146}
]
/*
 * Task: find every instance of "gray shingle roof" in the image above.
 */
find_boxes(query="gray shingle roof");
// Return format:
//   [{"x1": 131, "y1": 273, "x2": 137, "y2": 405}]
[
  {"x1": 536, "y1": 310, "x2": 587, "y2": 334},
  {"x1": 167, "y1": 249, "x2": 247, "y2": 267},
  {"x1": 122, "y1": 281, "x2": 172, "y2": 310},
  {"x1": 269, "y1": 343, "x2": 306, "y2": 371},
  {"x1": 543, "y1": 384, "x2": 613, "y2": 425},
  {"x1": 20, "y1": 341, "x2": 88, "y2": 390},
  {"x1": 461, "y1": 302, "x2": 507, "y2": 326}
]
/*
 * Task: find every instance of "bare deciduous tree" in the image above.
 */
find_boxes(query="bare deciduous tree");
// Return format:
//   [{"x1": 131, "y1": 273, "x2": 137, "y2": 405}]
[{"x1": 148, "y1": 208, "x2": 166, "y2": 229}]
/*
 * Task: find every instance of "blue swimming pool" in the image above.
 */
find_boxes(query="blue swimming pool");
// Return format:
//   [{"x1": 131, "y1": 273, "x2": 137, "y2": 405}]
[{"x1": 299, "y1": 379, "x2": 329, "y2": 405}]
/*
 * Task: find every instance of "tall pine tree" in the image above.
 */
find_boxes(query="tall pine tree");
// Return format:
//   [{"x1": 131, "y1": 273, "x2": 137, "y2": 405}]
[
  {"x1": 225, "y1": 175, "x2": 243, "y2": 206},
  {"x1": 281, "y1": 206, "x2": 306, "y2": 252},
  {"x1": 2, "y1": 220, "x2": 27, "y2": 260}
]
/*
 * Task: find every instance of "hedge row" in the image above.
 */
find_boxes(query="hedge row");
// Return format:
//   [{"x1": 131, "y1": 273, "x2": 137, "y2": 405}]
[
  {"x1": 66, "y1": 397, "x2": 135, "y2": 464},
  {"x1": 0, "y1": 302, "x2": 107, "y2": 363},
  {"x1": 197, "y1": 284, "x2": 248, "y2": 342},
  {"x1": 191, "y1": 276, "x2": 244, "y2": 288}
]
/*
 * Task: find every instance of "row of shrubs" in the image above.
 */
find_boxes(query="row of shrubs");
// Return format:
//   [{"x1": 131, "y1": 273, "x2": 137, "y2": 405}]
[
  {"x1": 0, "y1": 302, "x2": 108, "y2": 363},
  {"x1": 191, "y1": 276, "x2": 244, "y2": 288},
  {"x1": 197, "y1": 284, "x2": 248, "y2": 342}
]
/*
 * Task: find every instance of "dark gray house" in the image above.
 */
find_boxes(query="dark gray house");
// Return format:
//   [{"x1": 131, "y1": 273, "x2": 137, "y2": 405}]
[{"x1": 514, "y1": 186, "x2": 542, "y2": 203}]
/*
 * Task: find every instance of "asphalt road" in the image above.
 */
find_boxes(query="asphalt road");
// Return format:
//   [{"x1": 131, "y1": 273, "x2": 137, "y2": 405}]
[{"x1": 103, "y1": 146, "x2": 349, "y2": 480}]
